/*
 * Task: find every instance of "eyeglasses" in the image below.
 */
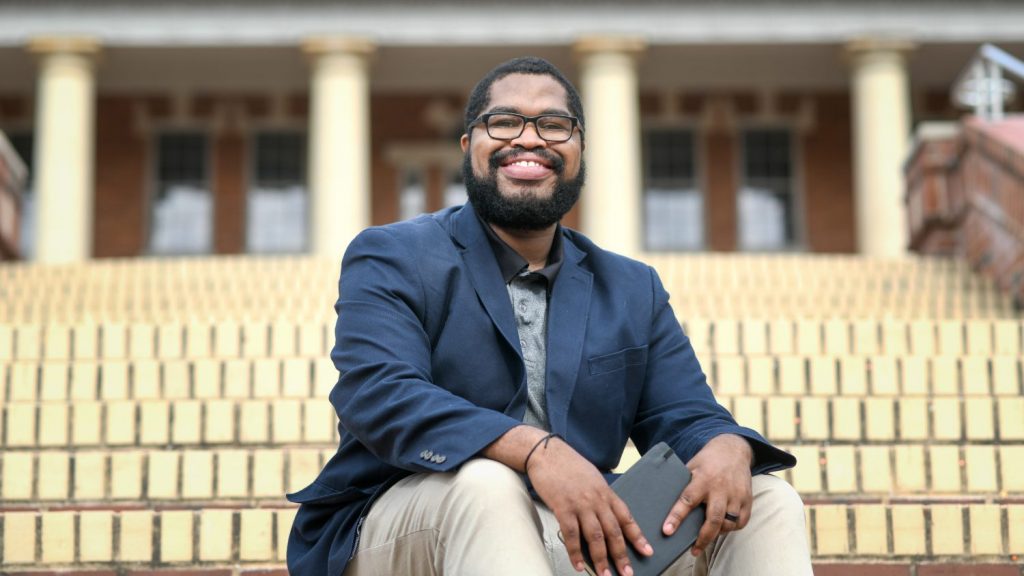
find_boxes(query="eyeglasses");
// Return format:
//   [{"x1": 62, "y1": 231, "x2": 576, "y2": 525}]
[{"x1": 470, "y1": 112, "x2": 581, "y2": 143}]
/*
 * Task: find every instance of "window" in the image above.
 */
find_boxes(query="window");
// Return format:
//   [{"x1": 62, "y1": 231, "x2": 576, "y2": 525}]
[
  {"x1": 443, "y1": 168, "x2": 466, "y2": 209},
  {"x1": 151, "y1": 133, "x2": 212, "y2": 254},
  {"x1": 643, "y1": 129, "x2": 703, "y2": 250},
  {"x1": 398, "y1": 168, "x2": 426, "y2": 221},
  {"x1": 248, "y1": 132, "x2": 308, "y2": 253},
  {"x1": 9, "y1": 133, "x2": 34, "y2": 259},
  {"x1": 738, "y1": 129, "x2": 797, "y2": 250}
]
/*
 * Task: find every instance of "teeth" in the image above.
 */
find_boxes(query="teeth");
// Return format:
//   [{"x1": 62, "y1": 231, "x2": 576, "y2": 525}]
[{"x1": 512, "y1": 160, "x2": 543, "y2": 167}]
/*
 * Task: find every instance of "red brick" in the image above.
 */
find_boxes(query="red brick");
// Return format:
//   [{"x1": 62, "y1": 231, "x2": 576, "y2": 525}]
[
  {"x1": 916, "y1": 564, "x2": 1023, "y2": 576},
  {"x1": 6, "y1": 569, "x2": 116, "y2": 573},
  {"x1": 125, "y1": 571, "x2": 233, "y2": 576},
  {"x1": 812, "y1": 563, "x2": 911, "y2": 576}
]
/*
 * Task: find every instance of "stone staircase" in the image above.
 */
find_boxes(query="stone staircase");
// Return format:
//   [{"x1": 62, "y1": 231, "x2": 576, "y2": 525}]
[{"x1": 0, "y1": 254, "x2": 1021, "y2": 575}]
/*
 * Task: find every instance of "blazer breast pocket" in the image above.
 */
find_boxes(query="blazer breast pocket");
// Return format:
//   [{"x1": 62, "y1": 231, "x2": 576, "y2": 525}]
[{"x1": 588, "y1": 345, "x2": 649, "y2": 376}]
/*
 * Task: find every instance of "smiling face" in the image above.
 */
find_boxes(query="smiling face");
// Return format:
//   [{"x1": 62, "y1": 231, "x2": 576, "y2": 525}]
[{"x1": 460, "y1": 73, "x2": 585, "y2": 230}]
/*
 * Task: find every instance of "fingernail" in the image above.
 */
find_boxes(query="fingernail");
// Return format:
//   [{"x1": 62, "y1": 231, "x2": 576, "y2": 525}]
[
  {"x1": 642, "y1": 541, "x2": 653, "y2": 555},
  {"x1": 603, "y1": 570, "x2": 613, "y2": 576},
  {"x1": 575, "y1": 562, "x2": 584, "y2": 572},
  {"x1": 623, "y1": 566, "x2": 634, "y2": 576},
  {"x1": 663, "y1": 522, "x2": 674, "y2": 534}
]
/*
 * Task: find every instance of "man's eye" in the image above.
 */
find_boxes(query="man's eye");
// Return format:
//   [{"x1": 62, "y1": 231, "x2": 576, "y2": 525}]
[
  {"x1": 490, "y1": 118, "x2": 520, "y2": 128},
  {"x1": 541, "y1": 122, "x2": 569, "y2": 131}
]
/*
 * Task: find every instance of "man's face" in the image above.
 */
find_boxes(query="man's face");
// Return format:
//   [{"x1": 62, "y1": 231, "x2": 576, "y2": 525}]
[{"x1": 460, "y1": 73, "x2": 585, "y2": 230}]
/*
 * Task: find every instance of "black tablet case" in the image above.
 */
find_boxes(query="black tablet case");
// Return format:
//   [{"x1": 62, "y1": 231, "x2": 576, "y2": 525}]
[{"x1": 583, "y1": 442, "x2": 704, "y2": 576}]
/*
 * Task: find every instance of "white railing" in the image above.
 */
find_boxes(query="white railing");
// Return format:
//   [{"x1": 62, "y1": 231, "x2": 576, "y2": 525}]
[{"x1": 952, "y1": 43, "x2": 1024, "y2": 121}]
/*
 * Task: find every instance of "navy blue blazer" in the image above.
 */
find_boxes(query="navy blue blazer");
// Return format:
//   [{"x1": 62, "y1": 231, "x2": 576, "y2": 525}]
[{"x1": 286, "y1": 203, "x2": 795, "y2": 575}]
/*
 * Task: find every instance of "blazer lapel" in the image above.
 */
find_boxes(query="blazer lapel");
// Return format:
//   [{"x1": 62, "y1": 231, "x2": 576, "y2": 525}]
[
  {"x1": 450, "y1": 204, "x2": 523, "y2": 361},
  {"x1": 544, "y1": 235, "x2": 592, "y2": 435}
]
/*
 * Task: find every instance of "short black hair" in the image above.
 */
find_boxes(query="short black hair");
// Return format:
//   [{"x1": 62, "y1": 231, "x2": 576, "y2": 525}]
[{"x1": 464, "y1": 56, "x2": 585, "y2": 139}]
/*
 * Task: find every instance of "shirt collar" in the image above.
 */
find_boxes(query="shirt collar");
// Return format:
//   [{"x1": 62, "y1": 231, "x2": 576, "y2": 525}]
[{"x1": 476, "y1": 209, "x2": 564, "y2": 285}]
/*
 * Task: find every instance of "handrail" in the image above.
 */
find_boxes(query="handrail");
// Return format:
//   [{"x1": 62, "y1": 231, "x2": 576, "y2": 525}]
[{"x1": 952, "y1": 43, "x2": 1024, "y2": 121}]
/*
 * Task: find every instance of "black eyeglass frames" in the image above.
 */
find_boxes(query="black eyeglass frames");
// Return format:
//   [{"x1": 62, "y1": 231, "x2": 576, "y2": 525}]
[{"x1": 470, "y1": 112, "x2": 582, "y2": 143}]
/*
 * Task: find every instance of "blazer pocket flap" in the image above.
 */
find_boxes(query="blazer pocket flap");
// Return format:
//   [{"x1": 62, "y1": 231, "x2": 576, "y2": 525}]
[
  {"x1": 588, "y1": 345, "x2": 648, "y2": 376},
  {"x1": 286, "y1": 481, "x2": 363, "y2": 505}
]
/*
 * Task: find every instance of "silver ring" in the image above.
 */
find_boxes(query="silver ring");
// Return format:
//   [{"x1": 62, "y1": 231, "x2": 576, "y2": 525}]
[{"x1": 724, "y1": 512, "x2": 740, "y2": 523}]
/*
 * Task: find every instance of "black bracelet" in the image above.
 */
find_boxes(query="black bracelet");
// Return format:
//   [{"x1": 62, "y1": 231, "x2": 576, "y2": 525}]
[{"x1": 524, "y1": 432, "x2": 562, "y2": 472}]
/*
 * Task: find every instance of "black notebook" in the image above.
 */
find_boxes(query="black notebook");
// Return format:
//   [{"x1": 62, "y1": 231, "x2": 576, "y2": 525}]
[{"x1": 583, "y1": 442, "x2": 704, "y2": 576}]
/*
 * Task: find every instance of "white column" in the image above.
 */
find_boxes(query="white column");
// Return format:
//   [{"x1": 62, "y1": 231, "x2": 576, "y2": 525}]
[
  {"x1": 28, "y1": 37, "x2": 100, "y2": 263},
  {"x1": 847, "y1": 39, "x2": 915, "y2": 258},
  {"x1": 574, "y1": 37, "x2": 645, "y2": 257},
  {"x1": 303, "y1": 37, "x2": 375, "y2": 261}
]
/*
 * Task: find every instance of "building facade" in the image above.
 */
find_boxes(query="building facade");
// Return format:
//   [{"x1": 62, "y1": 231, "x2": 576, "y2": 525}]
[{"x1": 0, "y1": 0, "x2": 1022, "y2": 263}]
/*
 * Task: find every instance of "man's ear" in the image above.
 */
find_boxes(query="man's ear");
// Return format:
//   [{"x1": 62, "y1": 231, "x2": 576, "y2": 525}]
[{"x1": 460, "y1": 134, "x2": 469, "y2": 153}]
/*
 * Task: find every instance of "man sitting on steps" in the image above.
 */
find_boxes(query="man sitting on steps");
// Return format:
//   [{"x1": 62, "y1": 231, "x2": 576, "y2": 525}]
[{"x1": 287, "y1": 56, "x2": 812, "y2": 576}]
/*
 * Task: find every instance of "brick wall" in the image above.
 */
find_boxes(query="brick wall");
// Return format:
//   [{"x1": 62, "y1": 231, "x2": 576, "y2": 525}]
[{"x1": 907, "y1": 116, "x2": 1024, "y2": 306}]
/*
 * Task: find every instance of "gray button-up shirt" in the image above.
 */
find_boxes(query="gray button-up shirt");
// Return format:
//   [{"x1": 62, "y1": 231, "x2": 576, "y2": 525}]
[{"x1": 478, "y1": 214, "x2": 563, "y2": 431}]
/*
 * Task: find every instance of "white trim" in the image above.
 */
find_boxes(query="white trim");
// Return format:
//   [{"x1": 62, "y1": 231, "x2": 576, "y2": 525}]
[{"x1": 2, "y1": 2, "x2": 1024, "y2": 46}]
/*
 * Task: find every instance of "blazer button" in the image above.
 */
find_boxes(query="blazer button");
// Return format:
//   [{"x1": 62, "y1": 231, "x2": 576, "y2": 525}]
[{"x1": 435, "y1": 455, "x2": 446, "y2": 464}]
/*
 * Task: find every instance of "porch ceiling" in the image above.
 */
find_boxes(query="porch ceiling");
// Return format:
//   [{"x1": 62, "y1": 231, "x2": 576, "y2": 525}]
[{"x1": 2, "y1": 42, "x2": 1022, "y2": 95}]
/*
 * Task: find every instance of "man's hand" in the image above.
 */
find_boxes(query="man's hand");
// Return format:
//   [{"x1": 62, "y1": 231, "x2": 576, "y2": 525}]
[
  {"x1": 482, "y1": 426, "x2": 653, "y2": 576},
  {"x1": 527, "y1": 437, "x2": 653, "y2": 576},
  {"x1": 662, "y1": 434, "x2": 753, "y2": 557}
]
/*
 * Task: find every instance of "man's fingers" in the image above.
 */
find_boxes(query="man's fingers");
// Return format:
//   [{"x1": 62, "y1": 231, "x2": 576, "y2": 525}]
[
  {"x1": 612, "y1": 498, "x2": 652, "y2": 557},
  {"x1": 558, "y1": 518, "x2": 586, "y2": 573},
  {"x1": 664, "y1": 486, "x2": 701, "y2": 535},
  {"x1": 579, "y1": 512, "x2": 611, "y2": 576},
  {"x1": 596, "y1": 506, "x2": 636, "y2": 576},
  {"x1": 692, "y1": 497, "x2": 726, "y2": 556}
]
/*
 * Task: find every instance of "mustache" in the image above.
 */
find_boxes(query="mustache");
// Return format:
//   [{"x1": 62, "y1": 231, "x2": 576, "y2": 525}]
[{"x1": 487, "y1": 149, "x2": 564, "y2": 173}]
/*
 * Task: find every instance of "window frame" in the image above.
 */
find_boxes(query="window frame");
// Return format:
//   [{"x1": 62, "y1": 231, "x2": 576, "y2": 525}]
[
  {"x1": 735, "y1": 121, "x2": 805, "y2": 252},
  {"x1": 146, "y1": 129, "x2": 215, "y2": 256},
  {"x1": 245, "y1": 127, "x2": 310, "y2": 254},
  {"x1": 5, "y1": 130, "x2": 35, "y2": 259},
  {"x1": 640, "y1": 120, "x2": 707, "y2": 252}
]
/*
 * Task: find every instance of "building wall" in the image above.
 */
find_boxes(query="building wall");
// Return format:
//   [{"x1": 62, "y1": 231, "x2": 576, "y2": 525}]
[{"x1": 2, "y1": 88, "x2": 864, "y2": 257}]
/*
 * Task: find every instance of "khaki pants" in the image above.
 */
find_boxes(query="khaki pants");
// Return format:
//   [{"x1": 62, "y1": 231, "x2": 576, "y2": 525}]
[{"x1": 344, "y1": 459, "x2": 812, "y2": 576}]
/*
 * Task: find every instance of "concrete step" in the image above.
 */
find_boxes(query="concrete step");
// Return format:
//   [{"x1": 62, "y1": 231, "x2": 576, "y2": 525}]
[{"x1": 1, "y1": 502, "x2": 1021, "y2": 570}]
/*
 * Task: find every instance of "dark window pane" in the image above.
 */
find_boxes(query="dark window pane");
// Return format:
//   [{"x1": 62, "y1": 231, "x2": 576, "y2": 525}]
[
  {"x1": 645, "y1": 131, "x2": 694, "y2": 180},
  {"x1": 8, "y1": 133, "x2": 33, "y2": 188},
  {"x1": 158, "y1": 133, "x2": 206, "y2": 185},
  {"x1": 255, "y1": 132, "x2": 306, "y2": 184},
  {"x1": 744, "y1": 130, "x2": 791, "y2": 179}
]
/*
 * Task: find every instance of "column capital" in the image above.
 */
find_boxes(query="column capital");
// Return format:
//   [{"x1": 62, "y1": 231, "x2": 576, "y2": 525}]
[
  {"x1": 573, "y1": 36, "x2": 646, "y2": 58},
  {"x1": 844, "y1": 37, "x2": 915, "y2": 61},
  {"x1": 302, "y1": 36, "x2": 376, "y2": 58},
  {"x1": 26, "y1": 36, "x2": 101, "y2": 58}
]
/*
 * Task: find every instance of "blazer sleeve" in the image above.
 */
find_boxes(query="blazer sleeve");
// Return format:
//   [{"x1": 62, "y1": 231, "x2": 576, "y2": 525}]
[
  {"x1": 329, "y1": 227, "x2": 524, "y2": 473},
  {"x1": 629, "y1": 267, "x2": 796, "y2": 475}
]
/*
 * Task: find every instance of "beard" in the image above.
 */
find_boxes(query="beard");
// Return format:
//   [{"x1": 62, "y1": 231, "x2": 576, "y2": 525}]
[{"x1": 463, "y1": 148, "x2": 585, "y2": 231}]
